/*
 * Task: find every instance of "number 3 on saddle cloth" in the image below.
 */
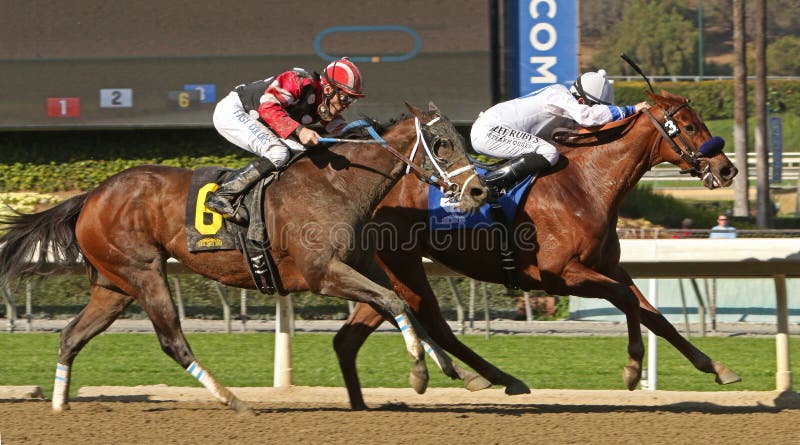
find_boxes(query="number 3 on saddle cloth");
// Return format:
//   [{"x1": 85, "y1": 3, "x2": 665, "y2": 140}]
[
  {"x1": 427, "y1": 169, "x2": 536, "y2": 290},
  {"x1": 185, "y1": 166, "x2": 283, "y2": 295}
]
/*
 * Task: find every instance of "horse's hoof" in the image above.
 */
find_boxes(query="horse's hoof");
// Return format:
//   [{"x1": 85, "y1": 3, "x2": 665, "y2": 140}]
[
  {"x1": 350, "y1": 402, "x2": 369, "y2": 411},
  {"x1": 230, "y1": 398, "x2": 255, "y2": 416},
  {"x1": 410, "y1": 368, "x2": 429, "y2": 394},
  {"x1": 463, "y1": 374, "x2": 492, "y2": 392},
  {"x1": 622, "y1": 365, "x2": 641, "y2": 390},
  {"x1": 713, "y1": 361, "x2": 742, "y2": 385},
  {"x1": 504, "y1": 379, "x2": 531, "y2": 396}
]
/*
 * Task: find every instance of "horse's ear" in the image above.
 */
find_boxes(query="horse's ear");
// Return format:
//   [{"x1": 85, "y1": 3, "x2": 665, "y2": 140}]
[
  {"x1": 405, "y1": 102, "x2": 424, "y2": 118},
  {"x1": 428, "y1": 101, "x2": 440, "y2": 113},
  {"x1": 646, "y1": 90, "x2": 660, "y2": 103}
]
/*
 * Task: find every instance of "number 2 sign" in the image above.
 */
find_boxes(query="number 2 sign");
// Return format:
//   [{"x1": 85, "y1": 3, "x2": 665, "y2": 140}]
[
  {"x1": 47, "y1": 97, "x2": 80, "y2": 117},
  {"x1": 100, "y1": 89, "x2": 133, "y2": 108}
]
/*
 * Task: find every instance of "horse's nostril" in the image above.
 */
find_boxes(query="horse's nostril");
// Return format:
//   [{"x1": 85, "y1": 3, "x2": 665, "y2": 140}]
[{"x1": 470, "y1": 186, "x2": 487, "y2": 198}]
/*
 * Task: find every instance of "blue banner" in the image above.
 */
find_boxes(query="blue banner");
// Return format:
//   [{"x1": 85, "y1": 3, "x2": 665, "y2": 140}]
[
  {"x1": 509, "y1": 0, "x2": 578, "y2": 98},
  {"x1": 771, "y1": 116, "x2": 783, "y2": 183}
]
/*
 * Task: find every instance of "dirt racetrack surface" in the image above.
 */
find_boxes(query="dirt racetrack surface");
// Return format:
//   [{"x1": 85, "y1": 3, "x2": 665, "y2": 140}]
[{"x1": 2, "y1": 386, "x2": 800, "y2": 444}]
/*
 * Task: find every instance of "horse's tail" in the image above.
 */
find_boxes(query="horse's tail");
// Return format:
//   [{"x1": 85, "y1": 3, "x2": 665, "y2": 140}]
[{"x1": 0, "y1": 193, "x2": 89, "y2": 288}]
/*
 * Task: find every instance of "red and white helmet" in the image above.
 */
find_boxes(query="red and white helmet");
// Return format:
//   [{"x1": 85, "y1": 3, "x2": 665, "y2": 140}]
[{"x1": 321, "y1": 57, "x2": 365, "y2": 97}]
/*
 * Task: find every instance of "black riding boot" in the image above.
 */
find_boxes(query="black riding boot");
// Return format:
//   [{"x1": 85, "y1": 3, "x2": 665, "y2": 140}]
[
  {"x1": 483, "y1": 153, "x2": 551, "y2": 198},
  {"x1": 205, "y1": 157, "x2": 277, "y2": 216}
]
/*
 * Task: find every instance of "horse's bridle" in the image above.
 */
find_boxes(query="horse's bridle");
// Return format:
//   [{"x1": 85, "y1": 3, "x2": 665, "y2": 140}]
[
  {"x1": 643, "y1": 103, "x2": 706, "y2": 177},
  {"x1": 324, "y1": 117, "x2": 473, "y2": 198},
  {"x1": 404, "y1": 116, "x2": 477, "y2": 198}
]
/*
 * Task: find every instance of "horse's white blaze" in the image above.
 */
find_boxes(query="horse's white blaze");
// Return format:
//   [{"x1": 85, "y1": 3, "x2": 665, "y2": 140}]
[{"x1": 52, "y1": 362, "x2": 70, "y2": 411}]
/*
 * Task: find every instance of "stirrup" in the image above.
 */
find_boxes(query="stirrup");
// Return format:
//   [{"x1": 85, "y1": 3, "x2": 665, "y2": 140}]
[{"x1": 205, "y1": 193, "x2": 235, "y2": 216}]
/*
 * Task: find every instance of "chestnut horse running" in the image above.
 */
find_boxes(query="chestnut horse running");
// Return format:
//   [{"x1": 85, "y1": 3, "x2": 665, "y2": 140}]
[
  {"x1": 334, "y1": 91, "x2": 741, "y2": 409},
  {"x1": 0, "y1": 103, "x2": 491, "y2": 413}
]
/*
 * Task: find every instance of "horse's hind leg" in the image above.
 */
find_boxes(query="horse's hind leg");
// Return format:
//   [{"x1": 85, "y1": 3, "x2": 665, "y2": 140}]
[
  {"x1": 53, "y1": 283, "x2": 133, "y2": 412},
  {"x1": 611, "y1": 267, "x2": 741, "y2": 384},
  {"x1": 129, "y1": 271, "x2": 252, "y2": 414},
  {"x1": 83, "y1": 255, "x2": 252, "y2": 414}
]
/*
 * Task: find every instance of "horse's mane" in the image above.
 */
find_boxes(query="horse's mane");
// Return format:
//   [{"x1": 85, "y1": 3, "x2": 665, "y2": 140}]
[
  {"x1": 552, "y1": 116, "x2": 638, "y2": 152},
  {"x1": 552, "y1": 90, "x2": 687, "y2": 155}
]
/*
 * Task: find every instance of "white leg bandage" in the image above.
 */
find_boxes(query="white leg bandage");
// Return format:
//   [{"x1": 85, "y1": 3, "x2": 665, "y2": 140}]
[
  {"x1": 52, "y1": 363, "x2": 70, "y2": 411},
  {"x1": 395, "y1": 314, "x2": 422, "y2": 357},
  {"x1": 186, "y1": 361, "x2": 227, "y2": 402}
]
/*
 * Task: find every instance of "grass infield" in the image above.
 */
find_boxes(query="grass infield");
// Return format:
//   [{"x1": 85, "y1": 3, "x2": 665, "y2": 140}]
[{"x1": 1, "y1": 333, "x2": 797, "y2": 398}]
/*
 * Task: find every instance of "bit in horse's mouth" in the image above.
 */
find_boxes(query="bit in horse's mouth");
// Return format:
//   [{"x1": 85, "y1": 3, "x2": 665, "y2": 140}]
[{"x1": 702, "y1": 172, "x2": 721, "y2": 189}]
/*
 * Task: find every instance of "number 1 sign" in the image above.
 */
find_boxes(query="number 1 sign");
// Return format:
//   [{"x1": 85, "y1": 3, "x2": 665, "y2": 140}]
[{"x1": 47, "y1": 97, "x2": 80, "y2": 117}]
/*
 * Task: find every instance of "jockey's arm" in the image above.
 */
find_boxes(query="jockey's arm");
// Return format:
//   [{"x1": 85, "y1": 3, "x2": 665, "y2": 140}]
[{"x1": 256, "y1": 71, "x2": 308, "y2": 139}]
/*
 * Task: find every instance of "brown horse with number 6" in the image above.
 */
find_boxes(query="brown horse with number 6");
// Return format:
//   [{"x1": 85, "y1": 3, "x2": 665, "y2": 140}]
[
  {"x1": 334, "y1": 90, "x2": 741, "y2": 409},
  {"x1": 0, "y1": 103, "x2": 493, "y2": 413}
]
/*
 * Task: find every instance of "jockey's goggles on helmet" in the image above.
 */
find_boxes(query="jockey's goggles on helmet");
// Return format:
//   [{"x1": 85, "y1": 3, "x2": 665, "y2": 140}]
[{"x1": 337, "y1": 91, "x2": 357, "y2": 106}]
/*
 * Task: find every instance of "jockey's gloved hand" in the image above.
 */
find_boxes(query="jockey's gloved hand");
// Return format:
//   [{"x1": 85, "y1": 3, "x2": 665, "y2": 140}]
[{"x1": 297, "y1": 126, "x2": 320, "y2": 146}]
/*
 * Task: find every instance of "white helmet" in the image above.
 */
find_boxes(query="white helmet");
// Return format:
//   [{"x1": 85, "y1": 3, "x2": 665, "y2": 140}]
[{"x1": 570, "y1": 69, "x2": 614, "y2": 105}]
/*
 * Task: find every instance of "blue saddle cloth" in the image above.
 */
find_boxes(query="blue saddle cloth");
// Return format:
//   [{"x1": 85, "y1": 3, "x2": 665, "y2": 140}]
[{"x1": 428, "y1": 170, "x2": 534, "y2": 231}]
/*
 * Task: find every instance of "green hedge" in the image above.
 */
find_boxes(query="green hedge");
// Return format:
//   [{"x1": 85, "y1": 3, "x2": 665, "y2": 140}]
[
  {"x1": 615, "y1": 79, "x2": 800, "y2": 119},
  {"x1": 0, "y1": 129, "x2": 250, "y2": 192}
]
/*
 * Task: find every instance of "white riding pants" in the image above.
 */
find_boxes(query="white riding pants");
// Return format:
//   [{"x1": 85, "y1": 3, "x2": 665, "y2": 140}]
[
  {"x1": 470, "y1": 113, "x2": 559, "y2": 166},
  {"x1": 213, "y1": 91, "x2": 305, "y2": 167}
]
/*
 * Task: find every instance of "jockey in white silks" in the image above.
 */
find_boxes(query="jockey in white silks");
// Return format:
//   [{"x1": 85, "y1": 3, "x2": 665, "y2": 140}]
[{"x1": 470, "y1": 69, "x2": 649, "y2": 196}]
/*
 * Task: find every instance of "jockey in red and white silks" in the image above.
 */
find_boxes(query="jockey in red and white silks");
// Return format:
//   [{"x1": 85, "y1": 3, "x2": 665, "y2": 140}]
[
  {"x1": 471, "y1": 69, "x2": 649, "y2": 196},
  {"x1": 214, "y1": 64, "x2": 359, "y2": 168},
  {"x1": 206, "y1": 57, "x2": 365, "y2": 217}
]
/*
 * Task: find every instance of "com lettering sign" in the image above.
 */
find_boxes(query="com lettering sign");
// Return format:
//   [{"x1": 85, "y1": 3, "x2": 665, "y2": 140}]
[{"x1": 509, "y1": 0, "x2": 578, "y2": 97}]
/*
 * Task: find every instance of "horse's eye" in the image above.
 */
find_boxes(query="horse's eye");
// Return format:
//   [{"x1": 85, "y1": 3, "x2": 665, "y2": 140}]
[
  {"x1": 433, "y1": 138, "x2": 454, "y2": 159},
  {"x1": 685, "y1": 124, "x2": 696, "y2": 133}
]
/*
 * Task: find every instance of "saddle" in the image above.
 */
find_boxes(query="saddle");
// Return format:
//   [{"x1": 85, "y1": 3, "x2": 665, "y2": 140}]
[
  {"x1": 185, "y1": 166, "x2": 285, "y2": 295},
  {"x1": 185, "y1": 121, "x2": 380, "y2": 295}
]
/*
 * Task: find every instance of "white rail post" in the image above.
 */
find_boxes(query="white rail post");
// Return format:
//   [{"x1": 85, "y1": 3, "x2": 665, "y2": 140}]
[
  {"x1": 523, "y1": 291, "x2": 533, "y2": 322},
  {"x1": 274, "y1": 294, "x2": 294, "y2": 387},
  {"x1": 774, "y1": 275, "x2": 793, "y2": 391},
  {"x1": 644, "y1": 278, "x2": 658, "y2": 390},
  {"x1": 239, "y1": 289, "x2": 247, "y2": 332},
  {"x1": 2, "y1": 285, "x2": 17, "y2": 332},
  {"x1": 25, "y1": 281, "x2": 33, "y2": 332},
  {"x1": 446, "y1": 277, "x2": 466, "y2": 334},
  {"x1": 468, "y1": 279, "x2": 476, "y2": 330}
]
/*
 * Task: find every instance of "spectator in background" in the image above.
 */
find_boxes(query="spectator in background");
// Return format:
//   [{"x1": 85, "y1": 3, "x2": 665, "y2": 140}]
[
  {"x1": 709, "y1": 214, "x2": 737, "y2": 239},
  {"x1": 672, "y1": 217, "x2": 693, "y2": 238}
]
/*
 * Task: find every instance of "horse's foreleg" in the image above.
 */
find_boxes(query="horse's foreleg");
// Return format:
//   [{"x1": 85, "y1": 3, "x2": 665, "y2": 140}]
[
  {"x1": 378, "y1": 254, "x2": 526, "y2": 395},
  {"x1": 320, "y1": 260, "x2": 458, "y2": 391},
  {"x1": 333, "y1": 305, "x2": 384, "y2": 410},
  {"x1": 53, "y1": 284, "x2": 133, "y2": 412},
  {"x1": 553, "y1": 262, "x2": 644, "y2": 390},
  {"x1": 611, "y1": 268, "x2": 741, "y2": 385}
]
